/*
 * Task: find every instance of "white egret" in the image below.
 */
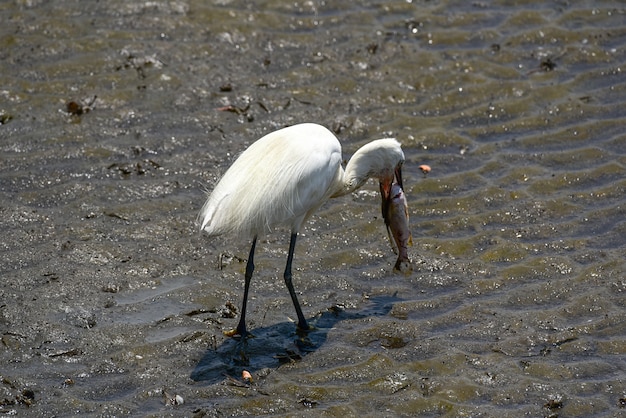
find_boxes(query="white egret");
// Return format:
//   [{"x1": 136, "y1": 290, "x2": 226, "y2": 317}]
[{"x1": 198, "y1": 123, "x2": 405, "y2": 336}]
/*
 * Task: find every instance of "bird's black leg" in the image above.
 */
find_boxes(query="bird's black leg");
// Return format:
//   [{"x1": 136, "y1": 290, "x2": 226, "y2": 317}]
[
  {"x1": 284, "y1": 233, "x2": 309, "y2": 331},
  {"x1": 235, "y1": 236, "x2": 257, "y2": 337}
]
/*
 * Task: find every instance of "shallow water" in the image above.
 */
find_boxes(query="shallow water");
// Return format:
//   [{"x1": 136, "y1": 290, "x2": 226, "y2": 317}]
[{"x1": 1, "y1": 0, "x2": 625, "y2": 416}]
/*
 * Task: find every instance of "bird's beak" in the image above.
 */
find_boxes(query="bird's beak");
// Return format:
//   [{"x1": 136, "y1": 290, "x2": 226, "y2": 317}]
[
  {"x1": 395, "y1": 164, "x2": 403, "y2": 190},
  {"x1": 380, "y1": 164, "x2": 403, "y2": 201},
  {"x1": 380, "y1": 163, "x2": 403, "y2": 226}
]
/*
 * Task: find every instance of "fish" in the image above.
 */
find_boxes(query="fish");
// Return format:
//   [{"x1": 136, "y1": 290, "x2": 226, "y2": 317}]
[{"x1": 384, "y1": 183, "x2": 413, "y2": 272}]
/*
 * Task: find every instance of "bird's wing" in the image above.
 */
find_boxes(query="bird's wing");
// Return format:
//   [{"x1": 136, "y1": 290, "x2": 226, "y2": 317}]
[
  {"x1": 198, "y1": 123, "x2": 343, "y2": 237},
  {"x1": 279, "y1": 139, "x2": 343, "y2": 231}
]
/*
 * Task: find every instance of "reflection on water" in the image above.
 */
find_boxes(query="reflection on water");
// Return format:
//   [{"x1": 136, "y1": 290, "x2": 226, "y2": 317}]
[{"x1": 0, "y1": 0, "x2": 624, "y2": 416}]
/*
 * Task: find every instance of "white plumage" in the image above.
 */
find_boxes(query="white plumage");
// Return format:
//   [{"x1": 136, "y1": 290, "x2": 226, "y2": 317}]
[
  {"x1": 198, "y1": 123, "x2": 405, "y2": 336},
  {"x1": 199, "y1": 123, "x2": 343, "y2": 237}
]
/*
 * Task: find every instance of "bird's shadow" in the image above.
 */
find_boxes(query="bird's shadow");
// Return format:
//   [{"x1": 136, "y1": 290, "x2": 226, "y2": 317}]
[{"x1": 190, "y1": 295, "x2": 400, "y2": 384}]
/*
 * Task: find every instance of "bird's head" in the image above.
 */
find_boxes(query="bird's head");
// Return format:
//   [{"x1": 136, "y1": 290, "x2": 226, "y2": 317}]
[
  {"x1": 343, "y1": 137, "x2": 404, "y2": 193},
  {"x1": 357, "y1": 138, "x2": 405, "y2": 221},
  {"x1": 378, "y1": 159, "x2": 404, "y2": 203}
]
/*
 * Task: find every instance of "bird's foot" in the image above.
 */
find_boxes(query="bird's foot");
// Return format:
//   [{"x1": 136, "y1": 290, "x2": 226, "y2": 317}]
[
  {"x1": 295, "y1": 322, "x2": 315, "y2": 336},
  {"x1": 223, "y1": 325, "x2": 254, "y2": 339},
  {"x1": 295, "y1": 323, "x2": 319, "y2": 352},
  {"x1": 223, "y1": 328, "x2": 240, "y2": 338}
]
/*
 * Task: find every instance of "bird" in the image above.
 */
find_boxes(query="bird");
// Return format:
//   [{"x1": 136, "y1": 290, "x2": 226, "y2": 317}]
[{"x1": 198, "y1": 123, "x2": 405, "y2": 337}]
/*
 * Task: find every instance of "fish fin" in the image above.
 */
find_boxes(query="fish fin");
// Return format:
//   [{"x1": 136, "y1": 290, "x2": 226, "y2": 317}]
[
  {"x1": 386, "y1": 225, "x2": 399, "y2": 255},
  {"x1": 403, "y1": 202, "x2": 412, "y2": 246}
]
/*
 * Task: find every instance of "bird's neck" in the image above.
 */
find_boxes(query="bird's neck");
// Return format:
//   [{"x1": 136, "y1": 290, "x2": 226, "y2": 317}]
[
  {"x1": 331, "y1": 138, "x2": 400, "y2": 198},
  {"x1": 331, "y1": 146, "x2": 376, "y2": 198}
]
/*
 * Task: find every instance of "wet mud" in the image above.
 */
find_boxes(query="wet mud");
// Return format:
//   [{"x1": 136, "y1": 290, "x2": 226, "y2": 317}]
[{"x1": 1, "y1": 0, "x2": 625, "y2": 416}]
